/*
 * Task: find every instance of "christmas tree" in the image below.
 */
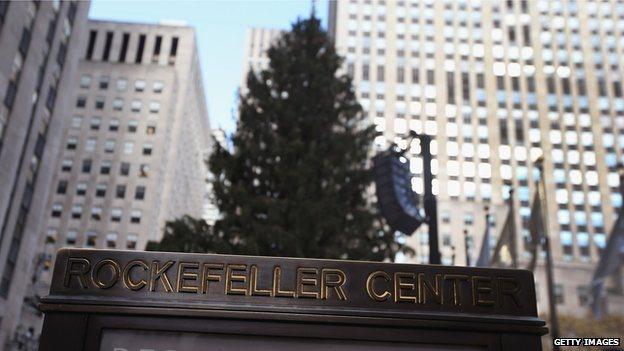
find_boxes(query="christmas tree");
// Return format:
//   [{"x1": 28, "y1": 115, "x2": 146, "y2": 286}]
[{"x1": 150, "y1": 14, "x2": 410, "y2": 261}]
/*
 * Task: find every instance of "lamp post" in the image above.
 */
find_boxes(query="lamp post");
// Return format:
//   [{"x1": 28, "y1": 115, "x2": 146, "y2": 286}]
[{"x1": 412, "y1": 132, "x2": 441, "y2": 265}]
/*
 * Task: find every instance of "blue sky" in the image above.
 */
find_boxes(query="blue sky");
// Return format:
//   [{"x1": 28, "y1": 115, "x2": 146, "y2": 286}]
[{"x1": 90, "y1": 0, "x2": 329, "y2": 134}]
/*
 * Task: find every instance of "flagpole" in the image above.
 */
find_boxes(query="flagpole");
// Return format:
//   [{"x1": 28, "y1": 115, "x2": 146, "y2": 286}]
[
  {"x1": 509, "y1": 188, "x2": 518, "y2": 268},
  {"x1": 536, "y1": 157, "x2": 560, "y2": 350},
  {"x1": 463, "y1": 230, "x2": 471, "y2": 266},
  {"x1": 591, "y1": 166, "x2": 624, "y2": 318}
]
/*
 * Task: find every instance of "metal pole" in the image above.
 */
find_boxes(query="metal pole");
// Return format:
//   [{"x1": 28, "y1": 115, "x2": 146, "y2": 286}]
[
  {"x1": 451, "y1": 245, "x2": 456, "y2": 265},
  {"x1": 508, "y1": 189, "x2": 518, "y2": 269},
  {"x1": 536, "y1": 158, "x2": 560, "y2": 350},
  {"x1": 420, "y1": 134, "x2": 441, "y2": 265},
  {"x1": 463, "y1": 229, "x2": 471, "y2": 267}
]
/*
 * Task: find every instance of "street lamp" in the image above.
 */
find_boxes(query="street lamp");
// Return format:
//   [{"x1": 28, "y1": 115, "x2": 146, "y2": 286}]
[{"x1": 373, "y1": 131, "x2": 441, "y2": 265}]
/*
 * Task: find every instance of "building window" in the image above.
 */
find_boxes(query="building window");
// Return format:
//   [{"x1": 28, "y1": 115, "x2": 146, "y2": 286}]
[
  {"x1": 128, "y1": 120, "x2": 138, "y2": 133},
  {"x1": 377, "y1": 65, "x2": 385, "y2": 82},
  {"x1": 95, "y1": 96, "x2": 105, "y2": 110},
  {"x1": 120, "y1": 162, "x2": 130, "y2": 176},
  {"x1": 76, "y1": 182, "x2": 87, "y2": 196},
  {"x1": 86, "y1": 232, "x2": 97, "y2": 247},
  {"x1": 577, "y1": 286, "x2": 589, "y2": 306},
  {"x1": 57, "y1": 180, "x2": 68, "y2": 194},
  {"x1": 104, "y1": 139, "x2": 115, "y2": 153},
  {"x1": 362, "y1": 63, "x2": 370, "y2": 81},
  {"x1": 554, "y1": 284, "x2": 565, "y2": 304},
  {"x1": 111, "y1": 208, "x2": 122, "y2": 222},
  {"x1": 100, "y1": 160, "x2": 112, "y2": 175},
  {"x1": 109, "y1": 119, "x2": 119, "y2": 131},
  {"x1": 91, "y1": 207, "x2": 102, "y2": 220},
  {"x1": 463, "y1": 212, "x2": 474, "y2": 225},
  {"x1": 130, "y1": 210, "x2": 141, "y2": 223},
  {"x1": 66, "y1": 230, "x2": 77, "y2": 245},
  {"x1": 126, "y1": 234, "x2": 138, "y2": 250},
  {"x1": 45, "y1": 228, "x2": 58, "y2": 244},
  {"x1": 51, "y1": 203, "x2": 62, "y2": 217},
  {"x1": 169, "y1": 37, "x2": 179, "y2": 64},
  {"x1": 131, "y1": 99, "x2": 141, "y2": 112},
  {"x1": 95, "y1": 184, "x2": 106, "y2": 197},
  {"x1": 146, "y1": 125, "x2": 156, "y2": 135},
  {"x1": 142, "y1": 143, "x2": 153, "y2": 155},
  {"x1": 61, "y1": 159, "x2": 73, "y2": 172},
  {"x1": 90, "y1": 116, "x2": 101, "y2": 130},
  {"x1": 112, "y1": 98, "x2": 123, "y2": 111},
  {"x1": 82, "y1": 159, "x2": 91, "y2": 173},
  {"x1": 153, "y1": 35, "x2": 162, "y2": 63},
  {"x1": 135, "y1": 186, "x2": 145, "y2": 200},
  {"x1": 116, "y1": 78, "x2": 128, "y2": 91},
  {"x1": 99, "y1": 76, "x2": 109, "y2": 90},
  {"x1": 149, "y1": 101, "x2": 160, "y2": 113},
  {"x1": 71, "y1": 116, "x2": 83, "y2": 129},
  {"x1": 66, "y1": 136, "x2": 78, "y2": 150},
  {"x1": 123, "y1": 141, "x2": 134, "y2": 154},
  {"x1": 134, "y1": 80, "x2": 146, "y2": 92},
  {"x1": 84, "y1": 136, "x2": 98, "y2": 153},
  {"x1": 153, "y1": 81, "x2": 163, "y2": 93},
  {"x1": 106, "y1": 232, "x2": 117, "y2": 248},
  {"x1": 116, "y1": 185, "x2": 126, "y2": 199},
  {"x1": 119, "y1": 33, "x2": 130, "y2": 62},
  {"x1": 139, "y1": 164, "x2": 149, "y2": 177},
  {"x1": 76, "y1": 96, "x2": 86, "y2": 108},
  {"x1": 80, "y1": 75, "x2": 91, "y2": 89},
  {"x1": 135, "y1": 34, "x2": 146, "y2": 64},
  {"x1": 71, "y1": 204, "x2": 82, "y2": 219}
]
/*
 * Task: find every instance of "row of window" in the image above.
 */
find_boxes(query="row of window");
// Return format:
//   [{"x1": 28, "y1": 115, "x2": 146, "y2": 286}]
[
  {"x1": 51, "y1": 204, "x2": 142, "y2": 224},
  {"x1": 71, "y1": 115, "x2": 157, "y2": 135},
  {"x1": 57, "y1": 180, "x2": 145, "y2": 200},
  {"x1": 86, "y1": 29, "x2": 179, "y2": 65},
  {"x1": 46, "y1": 228, "x2": 138, "y2": 250},
  {"x1": 80, "y1": 75, "x2": 164, "y2": 93},
  {"x1": 66, "y1": 136, "x2": 153, "y2": 156},
  {"x1": 76, "y1": 95, "x2": 161, "y2": 113},
  {"x1": 60, "y1": 158, "x2": 150, "y2": 178}
]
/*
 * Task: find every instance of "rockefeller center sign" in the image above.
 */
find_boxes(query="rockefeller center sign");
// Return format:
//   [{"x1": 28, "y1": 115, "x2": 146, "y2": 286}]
[{"x1": 39, "y1": 249, "x2": 547, "y2": 350}]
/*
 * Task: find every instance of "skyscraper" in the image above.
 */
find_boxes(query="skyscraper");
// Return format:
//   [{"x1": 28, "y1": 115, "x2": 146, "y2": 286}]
[
  {"x1": 0, "y1": 0, "x2": 90, "y2": 346},
  {"x1": 325, "y1": 0, "x2": 624, "y2": 316},
  {"x1": 24, "y1": 19, "x2": 212, "y2": 335},
  {"x1": 241, "y1": 28, "x2": 283, "y2": 94}
]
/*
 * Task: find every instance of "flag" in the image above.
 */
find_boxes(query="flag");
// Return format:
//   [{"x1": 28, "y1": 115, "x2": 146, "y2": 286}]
[
  {"x1": 476, "y1": 213, "x2": 491, "y2": 267},
  {"x1": 491, "y1": 190, "x2": 518, "y2": 268},
  {"x1": 527, "y1": 188, "x2": 546, "y2": 271},
  {"x1": 591, "y1": 203, "x2": 624, "y2": 317}
]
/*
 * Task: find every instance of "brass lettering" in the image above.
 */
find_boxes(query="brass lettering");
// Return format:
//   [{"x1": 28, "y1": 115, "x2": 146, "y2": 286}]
[
  {"x1": 201, "y1": 263, "x2": 223, "y2": 294},
  {"x1": 225, "y1": 264, "x2": 248, "y2": 295},
  {"x1": 123, "y1": 260, "x2": 148, "y2": 291},
  {"x1": 91, "y1": 259, "x2": 120, "y2": 289},
  {"x1": 176, "y1": 262, "x2": 199, "y2": 293},
  {"x1": 498, "y1": 277, "x2": 522, "y2": 308},
  {"x1": 394, "y1": 272, "x2": 417, "y2": 303},
  {"x1": 249, "y1": 265, "x2": 271, "y2": 296},
  {"x1": 320, "y1": 268, "x2": 347, "y2": 300},
  {"x1": 366, "y1": 271, "x2": 391, "y2": 301},
  {"x1": 296, "y1": 267, "x2": 319, "y2": 299},
  {"x1": 149, "y1": 260, "x2": 174, "y2": 292},
  {"x1": 63, "y1": 257, "x2": 91, "y2": 288},
  {"x1": 272, "y1": 266, "x2": 295, "y2": 297},
  {"x1": 444, "y1": 274, "x2": 468, "y2": 306},
  {"x1": 471, "y1": 276, "x2": 495, "y2": 306},
  {"x1": 418, "y1": 273, "x2": 442, "y2": 305}
]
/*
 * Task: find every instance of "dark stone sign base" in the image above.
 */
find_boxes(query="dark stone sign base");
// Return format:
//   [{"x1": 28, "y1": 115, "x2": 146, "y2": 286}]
[{"x1": 39, "y1": 249, "x2": 547, "y2": 350}]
